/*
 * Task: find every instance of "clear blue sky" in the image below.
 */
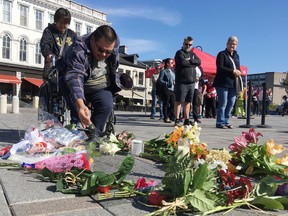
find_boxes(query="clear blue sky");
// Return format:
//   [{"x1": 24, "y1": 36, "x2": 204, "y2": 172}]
[{"x1": 76, "y1": 0, "x2": 288, "y2": 74}]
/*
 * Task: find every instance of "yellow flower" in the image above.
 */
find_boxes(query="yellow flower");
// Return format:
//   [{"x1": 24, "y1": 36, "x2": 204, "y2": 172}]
[
  {"x1": 266, "y1": 139, "x2": 285, "y2": 156},
  {"x1": 166, "y1": 126, "x2": 184, "y2": 147},
  {"x1": 205, "y1": 149, "x2": 232, "y2": 164},
  {"x1": 276, "y1": 154, "x2": 288, "y2": 166}
]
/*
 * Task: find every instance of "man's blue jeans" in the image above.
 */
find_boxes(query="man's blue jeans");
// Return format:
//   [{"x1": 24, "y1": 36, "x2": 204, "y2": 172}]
[
  {"x1": 59, "y1": 77, "x2": 113, "y2": 135},
  {"x1": 150, "y1": 90, "x2": 163, "y2": 118},
  {"x1": 215, "y1": 87, "x2": 236, "y2": 126}
]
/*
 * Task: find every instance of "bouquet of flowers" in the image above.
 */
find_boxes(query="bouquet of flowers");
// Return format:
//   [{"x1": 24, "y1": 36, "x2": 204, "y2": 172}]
[
  {"x1": 143, "y1": 127, "x2": 288, "y2": 215},
  {"x1": 228, "y1": 128, "x2": 288, "y2": 177}
]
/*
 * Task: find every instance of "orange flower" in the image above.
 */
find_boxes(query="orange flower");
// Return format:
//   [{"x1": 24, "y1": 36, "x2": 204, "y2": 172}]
[
  {"x1": 166, "y1": 126, "x2": 184, "y2": 147},
  {"x1": 266, "y1": 139, "x2": 285, "y2": 156}
]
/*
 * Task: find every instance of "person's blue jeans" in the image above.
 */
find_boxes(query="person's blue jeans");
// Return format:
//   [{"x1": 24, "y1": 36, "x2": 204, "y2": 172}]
[
  {"x1": 150, "y1": 90, "x2": 163, "y2": 118},
  {"x1": 215, "y1": 87, "x2": 236, "y2": 127},
  {"x1": 59, "y1": 77, "x2": 113, "y2": 135}
]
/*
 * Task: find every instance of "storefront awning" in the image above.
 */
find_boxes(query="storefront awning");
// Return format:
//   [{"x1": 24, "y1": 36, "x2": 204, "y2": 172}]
[
  {"x1": 23, "y1": 77, "x2": 44, "y2": 88},
  {"x1": 0, "y1": 74, "x2": 21, "y2": 84}
]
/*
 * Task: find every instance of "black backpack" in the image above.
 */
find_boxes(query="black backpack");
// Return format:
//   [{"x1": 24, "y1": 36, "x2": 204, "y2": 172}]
[{"x1": 155, "y1": 78, "x2": 163, "y2": 97}]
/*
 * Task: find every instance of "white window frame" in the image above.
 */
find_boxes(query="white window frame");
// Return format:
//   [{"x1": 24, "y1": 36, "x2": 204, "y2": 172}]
[
  {"x1": 2, "y1": 0, "x2": 12, "y2": 22},
  {"x1": 35, "y1": 41, "x2": 41, "y2": 64},
  {"x1": 138, "y1": 72, "x2": 144, "y2": 85},
  {"x1": 20, "y1": 5, "x2": 29, "y2": 27},
  {"x1": 2, "y1": 34, "x2": 11, "y2": 59},
  {"x1": 19, "y1": 38, "x2": 27, "y2": 61},
  {"x1": 35, "y1": 9, "x2": 43, "y2": 30},
  {"x1": 75, "y1": 22, "x2": 82, "y2": 36},
  {"x1": 49, "y1": 13, "x2": 54, "y2": 24},
  {"x1": 86, "y1": 25, "x2": 93, "y2": 34}
]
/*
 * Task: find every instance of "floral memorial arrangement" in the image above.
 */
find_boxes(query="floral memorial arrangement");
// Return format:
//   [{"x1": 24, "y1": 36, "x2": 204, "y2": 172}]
[{"x1": 2, "y1": 120, "x2": 288, "y2": 215}]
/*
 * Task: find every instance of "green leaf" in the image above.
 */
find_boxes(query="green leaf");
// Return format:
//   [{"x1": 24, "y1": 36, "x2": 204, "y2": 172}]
[
  {"x1": 251, "y1": 196, "x2": 284, "y2": 210},
  {"x1": 56, "y1": 179, "x2": 64, "y2": 191},
  {"x1": 275, "y1": 197, "x2": 288, "y2": 210},
  {"x1": 81, "y1": 178, "x2": 92, "y2": 196},
  {"x1": 183, "y1": 170, "x2": 192, "y2": 195},
  {"x1": 254, "y1": 181, "x2": 278, "y2": 196},
  {"x1": 187, "y1": 189, "x2": 215, "y2": 212},
  {"x1": 115, "y1": 156, "x2": 135, "y2": 183},
  {"x1": 192, "y1": 163, "x2": 209, "y2": 190},
  {"x1": 98, "y1": 174, "x2": 115, "y2": 187}
]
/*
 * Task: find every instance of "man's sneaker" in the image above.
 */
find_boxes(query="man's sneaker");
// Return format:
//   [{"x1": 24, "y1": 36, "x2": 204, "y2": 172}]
[
  {"x1": 174, "y1": 119, "x2": 181, "y2": 127},
  {"x1": 184, "y1": 119, "x2": 194, "y2": 126}
]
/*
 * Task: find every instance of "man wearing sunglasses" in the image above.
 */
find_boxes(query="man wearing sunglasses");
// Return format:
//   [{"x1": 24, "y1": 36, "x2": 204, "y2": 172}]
[
  {"x1": 61, "y1": 25, "x2": 120, "y2": 138},
  {"x1": 174, "y1": 36, "x2": 201, "y2": 127}
]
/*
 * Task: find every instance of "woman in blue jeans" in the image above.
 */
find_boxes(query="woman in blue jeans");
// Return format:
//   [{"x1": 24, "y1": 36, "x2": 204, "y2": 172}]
[{"x1": 213, "y1": 36, "x2": 242, "y2": 129}]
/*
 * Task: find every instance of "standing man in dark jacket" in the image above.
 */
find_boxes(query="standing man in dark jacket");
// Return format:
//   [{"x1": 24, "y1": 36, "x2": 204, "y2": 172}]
[
  {"x1": 174, "y1": 36, "x2": 201, "y2": 126},
  {"x1": 40, "y1": 7, "x2": 77, "y2": 74}
]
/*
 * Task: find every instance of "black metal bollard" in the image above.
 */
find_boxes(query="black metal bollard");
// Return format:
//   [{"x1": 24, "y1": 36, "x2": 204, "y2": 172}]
[
  {"x1": 239, "y1": 80, "x2": 256, "y2": 128},
  {"x1": 257, "y1": 82, "x2": 271, "y2": 128}
]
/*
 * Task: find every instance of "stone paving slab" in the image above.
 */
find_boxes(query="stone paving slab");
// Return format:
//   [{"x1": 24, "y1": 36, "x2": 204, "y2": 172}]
[
  {"x1": 0, "y1": 186, "x2": 11, "y2": 216},
  {"x1": 11, "y1": 196, "x2": 103, "y2": 216}
]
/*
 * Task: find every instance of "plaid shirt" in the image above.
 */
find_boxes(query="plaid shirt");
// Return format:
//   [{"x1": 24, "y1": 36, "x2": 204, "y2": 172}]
[{"x1": 64, "y1": 33, "x2": 119, "y2": 102}]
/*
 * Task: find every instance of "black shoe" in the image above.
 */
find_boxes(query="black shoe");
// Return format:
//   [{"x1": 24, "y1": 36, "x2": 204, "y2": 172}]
[
  {"x1": 85, "y1": 124, "x2": 98, "y2": 142},
  {"x1": 184, "y1": 119, "x2": 194, "y2": 126},
  {"x1": 163, "y1": 118, "x2": 171, "y2": 123},
  {"x1": 150, "y1": 116, "x2": 155, "y2": 119},
  {"x1": 174, "y1": 119, "x2": 181, "y2": 127}
]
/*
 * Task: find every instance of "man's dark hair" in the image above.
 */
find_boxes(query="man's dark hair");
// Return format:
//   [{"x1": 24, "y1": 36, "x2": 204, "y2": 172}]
[
  {"x1": 184, "y1": 36, "x2": 193, "y2": 41},
  {"x1": 164, "y1": 58, "x2": 172, "y2": 68},
  {"x1": 54, "y1": 8, "x2": 71, "y2": 24},
  {"x1": 92, "y1": 25, "x2": 117, "y2": 43}
]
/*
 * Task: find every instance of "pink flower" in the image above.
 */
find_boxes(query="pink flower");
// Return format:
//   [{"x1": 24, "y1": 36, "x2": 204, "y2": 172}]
[
  {"x1": 134, "y1": 178, "x2": 156, "y2": 190},
  {"x1": 242, "y1": 128, "x2": 262, "y2": 144},
  {"x1": 229, "y1": 135, "x2": 248, "y2": 152}
]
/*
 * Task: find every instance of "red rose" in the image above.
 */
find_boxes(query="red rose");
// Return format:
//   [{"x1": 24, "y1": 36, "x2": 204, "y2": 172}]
[
  {"x1": 148, "y1": 191, "x2": 166, "y2": 206},
  {"x1": 97, "y1": 186, "x2": 112, "y2": 193}
]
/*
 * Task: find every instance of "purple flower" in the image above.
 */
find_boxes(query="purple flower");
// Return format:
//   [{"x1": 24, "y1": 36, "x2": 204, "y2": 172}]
[{"x1": 242, "y1": 128, "x2": 262, "y2": 144}]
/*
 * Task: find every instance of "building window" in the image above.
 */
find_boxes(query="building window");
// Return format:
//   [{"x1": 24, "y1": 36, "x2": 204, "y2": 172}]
[
  {"x1": 3, "y1": 0, "x2": 12, "y2": 22},
  {"x1": 20, "y1": 5, "x2": 29, "y2": 27},
  {"x1": 118, "y1": 68, "x2": 124, "y2": 73},
  {"x1": 35, "y1": 41, "x2": 41, "y2": 64},
  {"x1": 19, "y1": 38, "x2": 27, "y2": 61},
  {"x1": 35, "y1": 10, "x2": 43, "y2": 30},
  {"x1": 2, "y1": 34, "x2": 11, "y2": 59},
  {"x1": 126, "y1": 70, "x2": 131, "y2": 77},
  {"x1": 86, "y1": 25, "x2": 93, "y2": 34},
  {"x1": 75, "y1": 22, "x2": 81, "y2": 36},
  {"x1": 49, "y1": 13, "x2": 54, "y2": 24},
  {"x1": 138, "y1": 72, "x2": 144, "y2": 85}
]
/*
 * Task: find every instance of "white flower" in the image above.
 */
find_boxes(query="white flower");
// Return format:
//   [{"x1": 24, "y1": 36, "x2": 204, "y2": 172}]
[
  {"x1": 109, "y1": 133, "x2": 119, "y2": 144},
  {"x1": 208, "y1": 160, "x2": 228, "y2": 171},
  {"x1": 99, "y1": 142, "x2": 120, "y2": 155},
  {"x1": 193, "y1": 158, "x2": 206, "y2": 169},
  {"x1": 178, "y1": 138, "x2": 190, "y2": 147},
  {"x1": 177, "y1": 145, "x2": 190, "y2": 157}
]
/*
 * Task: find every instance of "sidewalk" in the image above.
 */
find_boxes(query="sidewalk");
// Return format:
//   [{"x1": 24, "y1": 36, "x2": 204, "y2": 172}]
[{"x1": 0, "y1": 109, "x2": 288, "y2": 216}]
